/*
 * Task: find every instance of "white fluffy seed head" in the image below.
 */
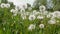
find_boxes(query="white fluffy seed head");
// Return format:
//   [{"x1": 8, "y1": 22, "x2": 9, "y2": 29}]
[
  {"x1": 28, "y1": 24, "x2": 35, "y2": 31},
  {"x1": 5, "y1": 3, "x2": 10, "y2": 8},
  {"x1": 48, "y1": 19, "x2": 56, "y2": 24},
  {"x1": 29, "y1": 15, "x2": 36, "y2": 21},
  {"x1": 10, "y1": 9, "x2": 15, "y2": 12},
  {"x1": 21, "y1": 14, "x2": 26, "y2": 20},
  {"x1": 39, "y1": 5, "x2": 46, "y2": 11},
  {"x1": 10, "y1": 9, "x2": 18, "y2": 13},
  {"x1": 37, "y1": 15, "x2": 44, "y2": 19},
  {"x1": 39, "y1": 24, "x2": 44, "y2": 28},
  {"x1": 0, "y1": 3, "x2": 5, "y2": 8}
]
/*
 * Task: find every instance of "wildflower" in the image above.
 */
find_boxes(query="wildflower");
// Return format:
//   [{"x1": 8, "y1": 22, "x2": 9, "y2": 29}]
[
  {"x1": 39, "y1": 24, "x2": 44, "y2": 28},
  {"x1": 53, "y1": 11, "x2": 60, "y2": 18},
  {"x1": 10, "y1": 9, "x2": 18, "y2": 13},
  {"x1": 47, "y1": 12, "x2": 53, "y2": 18},
  {"x1": 20, "y1": 8, "x2": 25, "y2": 14},
  {"x1": 39, "y1": 5, "x2": 46, "y2": 11},
  {"x1": 10, "y1": 9, "x2": 18, "y2": 16},
  {"x1": 21, "y1": 14, "x2": 26, "y2": 20},
  {"x1": 31, "y1": 10, "x2": 37, "y2": 15},
  {"x1": 0, "y1": 3, "x2": 5, "y2": 8},
  {"x1": 5, "y1": 3, "x2": 10, "y2": 8},
  {"x1": 31, "y1": 10, "x2": 40, "y2": 15},
  {"x1": 48, "y1": 19, "x2": 56, "y2": 24},
  {"x1": 10, "y1": 9, "x2": 15, "y2": 12},
  {"x1": 23, "y1": 4, "x2": 27, "y2": 9},
  {"x1": 29, "y1": 15, "x2": 36, "y2": 21},
  {"x1": 43, "y1": 11, "x2": 48, "y2": 15},
  {"x1": 28, "y1": 24, "x2": 35, "y2": 31},
  {"x1": 37, "y1": 15, "x2": 44, "y2": 19}
]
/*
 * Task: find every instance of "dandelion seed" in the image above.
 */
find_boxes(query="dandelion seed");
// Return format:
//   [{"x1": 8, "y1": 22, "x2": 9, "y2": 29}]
[
  {"x1": 47, "y1": 12, "x2": 53, "y2": 18},
  {"x1": 21, "y1": 15, "x2": 26, "y2": 20},
  {"x1": 28, "y1": 24, "x2": 35, "y2": 31},
  {"x1": 29, "y1": 15, "x2": 36, "y2": 21},
  {"x1": 5, "y1": 3, "x2": 10, "y2": 8},
  {"x1": 0, "y1": 3, "x2": 5, "y2": 8},
  {"x1": 53, "y1": 11, "x2": 60, "y2": 18},
  {"x1": 39, "y1": 5, "x2": 46, "y2": 11},
  {"x1": 37, "y1": 15, "x2": 44, "y2": 19},
  {"x1": 39, "y1": 24, "x2": 44, "y2": 28},
  {"x1": 48, "y1": 19, "x2": 56, "y2": 24}
]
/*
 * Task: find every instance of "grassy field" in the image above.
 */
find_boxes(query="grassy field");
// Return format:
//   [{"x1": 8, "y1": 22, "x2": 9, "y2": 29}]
[{"x1": 0, "y1": 2, "x2": 60, "y2": 34}]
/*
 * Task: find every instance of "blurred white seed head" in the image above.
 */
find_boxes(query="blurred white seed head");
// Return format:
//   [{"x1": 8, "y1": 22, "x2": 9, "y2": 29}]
[
  {"x1": 5, "y1": 3, "x2": 10, "y2": 8},
  {"x1": 39, "y1": 5, "x2": 46, "y2": 11},
  {"x1": 10, "y1": 9, "x2": 18, "y2": 16},
  {"x1": 48, "y1": 19, "x2": 56, "y2": 24},
  {"x1": 47, "y1": 12, "x2": 53, "y2": 18},
  {"x1": 39, "y1": 24, "x2": 44, "y2": 28},
  {"x1": 10, "y1": 9, "x2": 15, "y2": 12},
  {"x1": 0, "y1": 3, "x2": 5, "y2": 8},
  {"x1": 43, "y1": 11, "x2": 48, "y2": 15},
  {"x1": 28, "y1": 24, "x2": 35, "y2": 31},
  {"x1": 10, "y1": 9, "x2": 18, "y2": 13},
  {"x1": 37, "y1": 15, "x2": 44, "y2": 19},
  {"x1": 29, "y1": 15, "x2": 36, "y2": 21},
  {"x1": 21, "y1": 14, "x2": 26, "y2": 20},
  {"x1": 53, "y1": 11, "x2": 60, "y2": 18}
]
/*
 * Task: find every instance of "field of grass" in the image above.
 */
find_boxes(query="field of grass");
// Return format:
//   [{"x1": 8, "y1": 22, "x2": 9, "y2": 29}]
[{"x1": 0, "y1": 1, "x2": 60, "y2": 34}]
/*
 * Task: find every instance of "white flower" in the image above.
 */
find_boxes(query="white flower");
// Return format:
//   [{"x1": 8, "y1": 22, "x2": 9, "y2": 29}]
[
  {"x1": 39, "y1": 5, "x2": 46, "y2": 11},
  {"x1": 47, "y1": 12, "x2": 53, "y2": 18},
  {"x1": 29, "y1": 15, "x2": 36, "y2": 21},
  {"x1": 22, "y1": 4, "x2": 27, "y2": 9},
  {"x1": 31, "y1": 10, "x2": 40, "y2": 15},
  {"x1": 10, "y1": 9, "x2": 18, "y2": 16},
  {"x1": 37, "y1": 15, "x2": 44, "y2": 19},
  {"x1": 20, "y1": 8, "x2": 25, "y2": 14},
  {"x1": 10, "y1": 9, "x2": 15, "y2": 12},
  {"x1": 0, "y1": 3, "x2": 5, "y2": 8},
  {"x1": 21, "y1": 14, "x2": 26, "y2": 20},
  {"x1": 31, "y1": 10, "x2": 37, "y2": 15},
  {"x1": 39, "y1": 24, "x2": 44, "y2": 28},
  {"x1": 28, "y1": 24, "x2": 35, "y2": 31},
  {"x1": 10, "y1": 9, "x2": 18, "y2": 14},
  {"x1": 43, "y1": 11, "x2": 48, "y2": 15},
  {"x1": 53, "y1": 11, "x2": 60, "y2": 18},
  {"x1": 5, "y1": 3, "x2": 10, "y2": 8},
  {"x1": 48, "y1": 19, "x2": 56, "y2": 24}
]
